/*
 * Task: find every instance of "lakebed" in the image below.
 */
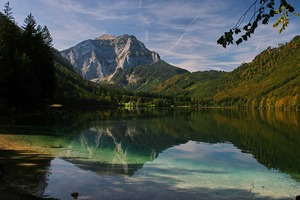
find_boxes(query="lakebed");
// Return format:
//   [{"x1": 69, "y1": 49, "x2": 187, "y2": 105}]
[
  {"x1": 0, "y1": 134, "x2": 58, "y2": 200},
  {"x1": 1, "y1": 109, "x2": 300, "y2": 200}
]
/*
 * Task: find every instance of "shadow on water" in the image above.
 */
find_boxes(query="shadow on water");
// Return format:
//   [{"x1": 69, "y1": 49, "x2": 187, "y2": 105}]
[
  {"x1": 44, "y1": 157, "x2": 296, "y2": 200},
  {"x1": 0, "y1": 149, "x2": 54, "y2": 199},
  {"x1": 0, "y1": 108, "x2": 300, "y2": 199},
  {"x1": 42, "y1": 157, "x2": 295, "y2": 200}
]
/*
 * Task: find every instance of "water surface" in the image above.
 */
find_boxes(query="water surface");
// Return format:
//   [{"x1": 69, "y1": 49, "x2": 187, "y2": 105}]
[{"x1": 0, "y1": 108, "x2": 300, "y2": 199}]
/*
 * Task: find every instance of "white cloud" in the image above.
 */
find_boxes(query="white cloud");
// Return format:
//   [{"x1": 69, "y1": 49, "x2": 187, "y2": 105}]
[{"x1": 5, "y1": 0, "x2": 300, "y2": 71}]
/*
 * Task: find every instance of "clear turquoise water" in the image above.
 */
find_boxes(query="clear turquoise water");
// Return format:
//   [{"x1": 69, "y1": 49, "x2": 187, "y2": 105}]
[
  {"x1": 44, "y1": 142, "x2": 300, "y2": 199},
  {"x1": 1, "y1": 109, "x2": 300, "y2": 199}
]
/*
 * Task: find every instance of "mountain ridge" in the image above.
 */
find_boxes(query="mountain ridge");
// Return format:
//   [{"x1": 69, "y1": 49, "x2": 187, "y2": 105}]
[
  {"x1": 107, "y1": 60, "x2": 190, "y2": 92},
  {"x1": 154, "y1": 35, "x2": 300, "y2": 109},
  {"x1": 60, "y1": 33, "x2": 300, "y2": 109},
  {"x1": 61, "y1": 34, "x2": 161, "y2": 81},
  {"x1": 96, "y1": 34, "x2": 117, "y2": 40}
]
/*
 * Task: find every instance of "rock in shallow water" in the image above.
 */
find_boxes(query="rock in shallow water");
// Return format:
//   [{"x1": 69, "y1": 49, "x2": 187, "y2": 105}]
[{"x1": 71, "y1": 192, "x2": 79, "y2": 199}]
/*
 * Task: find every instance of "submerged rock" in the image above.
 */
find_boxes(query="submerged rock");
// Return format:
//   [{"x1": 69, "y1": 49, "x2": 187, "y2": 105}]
[
  {"x1": 42, "y1": 145, "x2": 64, "y2": 149},
  {"x1": 71, "y1": 192, "x2": 79, "y2": 199}
]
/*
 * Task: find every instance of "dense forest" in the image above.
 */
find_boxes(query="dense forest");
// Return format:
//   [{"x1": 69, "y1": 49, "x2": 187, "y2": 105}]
[
  {"x1": 0, "y1": 3, "x2": 177, "y2": 115},
  {"x1": 1, "y1": 2, "x2": 300, "y2": 115},
  {"x1": 155, "y1": 36, "x2": 300, "y2": 110},
  {"x1": 0, "y1": 3, "x2": 55, "y2": 114},
  {"x1": 211, "y1": 36, "x2": 300, "y2": 110}
]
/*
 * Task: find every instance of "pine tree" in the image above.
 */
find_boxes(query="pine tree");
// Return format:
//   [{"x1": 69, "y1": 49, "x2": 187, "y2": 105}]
[
  {"x1": 41, "y1": 26, "x2": 53, "y2": 47},
  {"x1": 0, "y1": 3, "x2": 55, "y2": 114},
  {"x1": 21, "y1": 13, "x2": 55, "y2": 110},
  {"x1": 0, "y1": 2, "x2": 22, "y2": 113},
  {"x1": 3, "y1": 2, "x2": 13, "y2": 21}
]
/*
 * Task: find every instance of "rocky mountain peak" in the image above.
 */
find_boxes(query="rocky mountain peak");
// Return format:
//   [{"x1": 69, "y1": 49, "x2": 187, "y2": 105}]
[
  {"x1": 61, "y1": 34, "x2": 161, "y2": 81},
  {"x1": 96, "y1": 34, "x2": 117, "y2": 40}
]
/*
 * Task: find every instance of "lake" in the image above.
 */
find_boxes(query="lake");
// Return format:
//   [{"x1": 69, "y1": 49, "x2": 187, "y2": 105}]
[{"x1": 0, "y1": 108, "x2": 300, "y2": 199}]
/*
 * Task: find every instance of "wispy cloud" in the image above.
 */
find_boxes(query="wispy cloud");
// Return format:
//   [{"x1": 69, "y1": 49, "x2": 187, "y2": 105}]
[
  {"x1": 162, "y1": 13, "x2": 200, "y2": 57},
  {"x1": 5, "y1": 0, "x2": 300, "y2": 72},
  {"x1": 162, "y1": 0, "x2": 212, "y2": 57}
]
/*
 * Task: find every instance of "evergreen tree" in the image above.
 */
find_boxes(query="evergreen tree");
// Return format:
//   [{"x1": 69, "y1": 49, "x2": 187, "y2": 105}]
[
  {"x1": 41, "y1": 26, "x2": 53, "y2": 47},
  {"x1": 0, "y1": 3, "x2": 55, "y2": 113},
  {"x1": 3, "y1": 2, "x2": 13, "y2": 21},
  {"x1": 0, "y1": 2, "x2": 22, "y2": 113},
  {"x1": 20, "y1": 13, "x2": 55, "y2": 110}
]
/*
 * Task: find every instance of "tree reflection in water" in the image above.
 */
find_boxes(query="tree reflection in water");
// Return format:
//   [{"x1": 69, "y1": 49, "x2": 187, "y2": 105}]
[
  {"x1": 1, "y1": 108, "x2": 300, "y2": 199},
  {"x1": 43, "y1": 108, "x2": 300, "y2": 182}
]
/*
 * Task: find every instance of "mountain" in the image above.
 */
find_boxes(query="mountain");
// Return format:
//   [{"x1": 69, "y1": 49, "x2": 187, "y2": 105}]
[
  {"x1": 4, "y1": 6, "x2": 299, "y2": 111},
  {"x1": 61, "y1": 34, "x2": 161, "y2": 81},
  {"x1": 105, "y1": 60, "x2": 189, "y2": 92},
  {"x1": 154, "y1": 70, "x2": 226, "y2": 98},
  {"x1": 156, "y1": 35, "x2": 300, "y2": 109},
  {"x1": 53, "y1": 50, "x2": 178, "y2": 107},
  {"x1": 210, "y1": 36, "x2": 300, "y2": 109},
  {"x1": 53, "y1": 49, "x2": 114, "y2": 106}
]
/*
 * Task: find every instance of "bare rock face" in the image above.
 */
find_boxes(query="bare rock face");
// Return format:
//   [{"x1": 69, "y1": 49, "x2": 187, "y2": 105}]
[{"x1": 61, "y1": 34, "x2": 160, "y2": 81}]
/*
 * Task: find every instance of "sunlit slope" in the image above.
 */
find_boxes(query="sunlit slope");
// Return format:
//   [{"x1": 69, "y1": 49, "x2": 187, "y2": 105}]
[
  {"x1": 110, "y1": 60, "x2": 189, "y2": 92},
  {"x1": 211, "y1": 36, "x2": 300, "y2": 108},
  {"x1": 155, "y1": 36, "x2": 300, "y2": 109},
  {"x1": 154, "y1": 70, "x2": 226, "y2": 98}
]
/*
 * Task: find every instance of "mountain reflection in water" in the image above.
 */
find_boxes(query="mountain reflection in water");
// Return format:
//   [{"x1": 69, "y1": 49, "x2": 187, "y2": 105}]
[
  {"x1": 0, "y1": 108, "x2": 300, "y2": 199},
  {"x1": 58, "y1": 116, "x2": 186, "y2": 176}
]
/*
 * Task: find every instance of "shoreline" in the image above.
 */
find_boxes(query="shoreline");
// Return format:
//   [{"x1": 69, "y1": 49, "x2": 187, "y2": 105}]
[
  {"x1": 0, "y1": 134, "x2": 58, "y2": 200},
  {"x1": 0, "y1": 134, "x2": 35, "y2": 151}
]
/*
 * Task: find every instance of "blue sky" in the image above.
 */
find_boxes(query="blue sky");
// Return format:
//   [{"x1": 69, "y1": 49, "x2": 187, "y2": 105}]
[{"x1": 2, "y1": 0, "x2": 300, "y2": 72}]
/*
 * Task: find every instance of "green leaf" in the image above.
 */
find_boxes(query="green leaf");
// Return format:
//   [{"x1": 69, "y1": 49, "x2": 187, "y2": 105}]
[
  {"x1": 236, "y1": 38, "x2": 243, "y2": 45},
  {"x1": 252, "y1": 21, "x2": 258, "y2": 31},
  {"x1": 262, "y1": 18, "x2": 269, "y2": 24},
  {"x1": 242, "y1": 35, "x2": 248, "y2": 41},
  {"x1": 288, "y1": 6, "x2": 295, "y2": 13},
  {"x1": 217, "y1": 36, "x2": 226, "y2": 48},
  {"x1": 234, "y1": 28, "x2": 241, "y2": 34},
  {"x1": 256, "y1": 14, "x2": 262, "y2": 21}
]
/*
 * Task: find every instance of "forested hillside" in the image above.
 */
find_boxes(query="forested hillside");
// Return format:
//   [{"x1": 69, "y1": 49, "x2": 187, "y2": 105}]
[
  {"x1": 1, "y1": 2, "x2": 299, "y2": 113},
  {"x1": 108, "y1": 60, "x2": 189, "y2": 92},
  {"x1": 154, "y1": 70, "x2": 226, "y2": 99},
  {"x1": 0, "y1": 4, "x2": 176, "y2": 115},
  {"x1": 0, "y1": 6, "x2": 55, "y2": 114},
  {"x1": 155, "y1": 35, "x2": 300, "y2": 109},
  {"x1": 53, "y1": 53, "x2": 118, "y2": 106},
  {"x1": 54, "y1": 52, "x2": 178, "y2": 108},
  {"x1": 211, "y1": 36, "x2": 300, "y2": 109}
]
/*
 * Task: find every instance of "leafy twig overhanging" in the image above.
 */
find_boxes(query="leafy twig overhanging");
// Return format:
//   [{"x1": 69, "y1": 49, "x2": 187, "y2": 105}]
[{"x1": 217, "y1": 0, "x2": 299, "y2": 48}]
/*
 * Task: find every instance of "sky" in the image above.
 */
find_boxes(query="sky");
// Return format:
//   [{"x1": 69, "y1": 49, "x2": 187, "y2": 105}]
[{"x1": 1, "y1": 0, "x2": 300, "y2": 72}]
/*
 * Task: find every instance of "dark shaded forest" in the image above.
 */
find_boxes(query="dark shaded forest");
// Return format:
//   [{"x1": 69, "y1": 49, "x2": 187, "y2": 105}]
[
  {"x1": 1, "y1": 2, "x2": 300, "y2": 116},
  {"x1": 0, "y1": 3, "x2": 178, "y2": 115},
  {"x1": 0, "y1": 3, "x2": 55, "y2": 114}
]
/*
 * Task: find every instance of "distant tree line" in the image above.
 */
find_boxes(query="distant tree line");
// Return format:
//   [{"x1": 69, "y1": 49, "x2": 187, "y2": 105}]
[
  {"x1": 3, "y1": 2, "x2": 298, "y2": 114},
  {"x1": 0, "y1": 2, "x2": 196, "y2": 114},
  {"x1": 0, "y1": 2, "x2": 55, "y2": 114}
]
